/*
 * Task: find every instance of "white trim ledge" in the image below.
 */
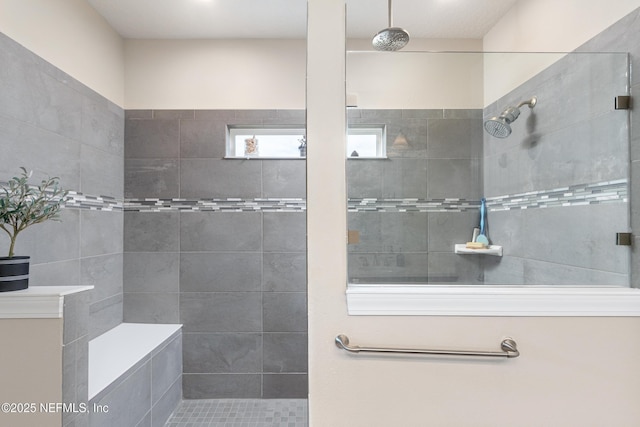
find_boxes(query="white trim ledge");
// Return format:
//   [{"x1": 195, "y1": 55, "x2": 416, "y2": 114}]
[
  {"x1": 0, "y1": 286, "x2": 94, "y2": 319},
  {"x1": 346, "y1": 285, "x2": 640, "y2": 316}
]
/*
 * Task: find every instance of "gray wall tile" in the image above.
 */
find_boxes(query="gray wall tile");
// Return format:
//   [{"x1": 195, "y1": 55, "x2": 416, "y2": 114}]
[
  {"x1": 180, "y1": 119, "x2": 226, "y2": 158},
  {"x1": 80, "y1": 144, "x2": 124, "y2": 198},
  {"x1": 180, "y1": 253, "x2": 261, "y2": 292},
  {"x1": 347, "y1": 160, "x2": 384, "y2": 199},
  {"x1": 180, "y1": 292, "x2": 262, "y2": 332},
  {"x1": 81, "y1": 253, "x2": 123, "y2": 303},
  {"x1": 381, "y1": 159, "x2": 427, "y2": 199},
  {"x1": 348, "y1": 252, "x2": 429, "y2": 281},
  {"x1": 263, "y1": 333, "x2": 308, "y2": 373},
  {"x1": 0, "y1": 114, "x2": 81, "y2": 190},
  {"x1": 427, "y1": 252, "x2": 483, "y2": 284},
  {"x1": 183, "y1": 374, "x2": 261, "y2": 399},
  {"x1": 89, "y1": 293, "x2": 123, "y2": 339},
  {"x1": 81, "y1": 97, "x2": 124, "y2": 157},
  {"x1": 30, "y1": 259, "x2": 81, "y2": 287},
  {"x1": 63, "y1": 290, "x2": 90, "y2": 344},
  {"x1": 151, "y1": 334, "x2": 183, "y2": 404},
  {"x1": 183, "y1": 333, "x2": 261, "y2": 373},
  {"x1": 125, "y1": 119, "x2": 179, "y2": 159},
  {"x1": 263, "y1": 374, "x2": 308, "y2": 399},
  {"x1": 9, "y1": 209, "x2": 80, "y2": 264},
  {"x1": 263, "y1": 253, "x2": 307, "y2": 292},
  {"x1": 427, "y1": 118, "x2": 483, "y2": 159},
  {"x1": 263, "y1": 293, "x2": 307, "y2": 332},
  {"x1": 80, "y1": 210, "x2": 123, "y2": 257},
  {"x1": 262, "y1": 160, "x2": 306, "y2": 198},
  {"x1": 153, "y1": 110, "x2": 194, "y2": 120},
  {"x1": 263, "y1": 212, "x2": 306, "y2": 252},
  {"x1": 124, "y1": 252, "x2": 180, "y2": 293},
  {"x1": 180, "y1": 158, "x2": 262, "y2": 198},
  {"x1": 151, "y1": 376, "x2": 181, "y2": 427},
  {"x1": 125, "y1": 159, "x2": 180, "y2": 199},
  {"x1": 380, "y1": 212, "x2": 429, "y2": 253},
  {"x1": 89, "y1": 362, "x2": 151, "y2": 427},
  {"x1": 427, "y1": 159, "x2": 482, "y2": 200},
  {"x1": 123, "y1": 293, "x2": 180, "y2": 324},
  {"x1": 180, "y1": 212, "x2": 262, "y2": 252},
  {"x1": 428, "y1": 212, "x2": 478, "y2": 251},
  {"x1": 125, "y1": 212, "x2": 180, "y2": 252}
]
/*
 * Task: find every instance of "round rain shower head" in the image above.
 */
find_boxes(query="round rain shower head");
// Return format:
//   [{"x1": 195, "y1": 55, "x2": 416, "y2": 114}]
[
  {"x1": 373, "y1": 27, "x2": 410, "y2": 51},
  {"x1": 372, "y1": 0, "x2": 410, "y2": 51},
  {"x1": 484, "y1": 117, "x2": 512, "y2": 138},
  {"x1": 484, "y1": 97, "x2": 536, "y2": 138},
  {"x1": 484, "y1": 106, "x2": 520, "y2": 138}
]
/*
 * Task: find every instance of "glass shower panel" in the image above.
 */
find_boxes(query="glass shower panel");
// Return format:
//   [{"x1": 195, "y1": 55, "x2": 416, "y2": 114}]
[{"x1": 346, "y1": 51, "x2": 630, "y2": 287}]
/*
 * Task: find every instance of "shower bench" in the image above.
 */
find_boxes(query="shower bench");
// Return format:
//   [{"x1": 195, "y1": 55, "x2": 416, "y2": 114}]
[{"x1": 88, "y1": 322, "x2": 183, "y2": 427}]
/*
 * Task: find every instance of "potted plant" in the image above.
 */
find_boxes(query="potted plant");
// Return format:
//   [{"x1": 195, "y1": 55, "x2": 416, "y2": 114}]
[{"x1": 0, "y1": 168, "x2": 67, "y2": 292}]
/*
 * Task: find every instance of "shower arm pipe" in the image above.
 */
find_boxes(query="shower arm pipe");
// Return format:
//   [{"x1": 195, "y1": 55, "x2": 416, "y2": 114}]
[
  {"x1": 335, "y1": 334, "x2": 520, "y2": 359},
  {"x1": 387, "y1": 0, "x2": 393, "y2": 27},
  {"x1": 516, "y1": 96, "x2": 537, "y2": 109}
]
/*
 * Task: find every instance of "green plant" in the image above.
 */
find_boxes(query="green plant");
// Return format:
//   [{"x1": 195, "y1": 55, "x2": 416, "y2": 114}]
[{"x1": 0, "y1": 167, "x2": 67, "y2": 258}]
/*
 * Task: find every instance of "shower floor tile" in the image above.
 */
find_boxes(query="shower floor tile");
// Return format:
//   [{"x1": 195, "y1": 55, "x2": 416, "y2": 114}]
[{"x1": 164, "y1": 399, "x2": 308, "y2": 427}]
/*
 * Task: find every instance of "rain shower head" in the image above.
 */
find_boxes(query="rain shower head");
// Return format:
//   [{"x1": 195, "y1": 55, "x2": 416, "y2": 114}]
[
  {"x1": 484, "y1": 96, "x2": 537, "y2": 138},
  {"x1": 372, "y1": 0, "x2": 410, "y2": 51}
]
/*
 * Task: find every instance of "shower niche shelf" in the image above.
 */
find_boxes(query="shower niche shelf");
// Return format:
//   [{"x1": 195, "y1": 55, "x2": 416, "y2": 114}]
[{"x1": 454, "y1": 244, "x2": 503, "y2": 257}]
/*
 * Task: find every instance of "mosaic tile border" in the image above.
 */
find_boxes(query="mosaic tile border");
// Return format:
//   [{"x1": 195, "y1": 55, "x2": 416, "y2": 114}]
[
  {"x1": 125, "y1": 198, "x2": 306, "y2": 212},
  {"x1": 47, "y1": 179, "x2": 628, "y2": 213},
  {"x1": 65, "y1": 191, "x2": 124, "y2": 211},
  {"x1": 347, "y1": 198, "x2": 479, "y2": 212},
  {"x1": 348, "y1": 179, "x2": 627, "y2": 213},
  {"x1": 486, "y1": 179, "x2": 627, "y2": 211}
]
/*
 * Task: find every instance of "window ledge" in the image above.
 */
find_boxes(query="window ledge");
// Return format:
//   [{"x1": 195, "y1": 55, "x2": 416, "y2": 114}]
[{"x1": 346, "y1": 284, "x2": 640, "y2": 316}]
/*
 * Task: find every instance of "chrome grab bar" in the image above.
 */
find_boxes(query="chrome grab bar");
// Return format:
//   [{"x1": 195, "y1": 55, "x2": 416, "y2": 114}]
[{"x1": 335, "y1": 334, "x2": 519, "y2": 359}]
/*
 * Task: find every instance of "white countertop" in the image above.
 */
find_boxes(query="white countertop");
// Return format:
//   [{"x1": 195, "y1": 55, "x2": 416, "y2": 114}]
[{"x1": 0, "y1": 286, "x2": 94, "y2": 319}]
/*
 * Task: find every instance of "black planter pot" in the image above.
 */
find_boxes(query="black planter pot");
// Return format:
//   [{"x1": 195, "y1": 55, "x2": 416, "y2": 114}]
[{"x1": 0, "y1": 256, "x2": 30, "y2": 292}]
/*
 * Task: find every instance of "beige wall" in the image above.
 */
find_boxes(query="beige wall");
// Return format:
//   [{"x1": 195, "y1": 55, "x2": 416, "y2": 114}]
[
  {"x1": 307, "y1": 1, "x2": 640, "y2": 426},
  {"x1": 483, "y1": 0, "x2": 640, "y2": 52},
  {"x1": 0, "y1": 0, "x2": 125, "y2": 107},
  {"x1": 124, "y1": 38, "x2": 481, "y2": 110},
  {"x1": 483, "y1": 0, "x2": 640, "y2": 104},
  {"x1": 124, "y1": 39, "x2": 306, "y2": 110},
  {"x1": 0, "y1": 319, "x2": 63, "y2": 427},
  {"x1": 347, "y1": 50, "x2": 484, "y2": 109}
]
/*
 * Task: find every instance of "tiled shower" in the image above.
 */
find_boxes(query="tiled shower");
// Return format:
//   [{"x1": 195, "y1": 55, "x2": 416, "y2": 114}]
[
  {"x1": 2, "y1": 3, "x2": 640, "y2": 425},
  {"x1": 346, "y1": 49, "x2": 632, "y2": 288},
  {"x1": 124, "y1": 109, "x2": 308, "y2": 399}
]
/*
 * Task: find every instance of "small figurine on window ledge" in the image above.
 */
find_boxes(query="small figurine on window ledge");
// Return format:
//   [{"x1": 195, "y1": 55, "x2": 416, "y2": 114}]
[
  {"x1": 298, "y1": 136, "x2": 307, "y2": 157},
  {"x1": 244, "y1": 135, "x2": 258, "y2": 156}
]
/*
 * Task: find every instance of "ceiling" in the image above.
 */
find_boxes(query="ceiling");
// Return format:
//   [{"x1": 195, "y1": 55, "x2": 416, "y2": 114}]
[{"x1": 86, "y1": 0, "x2": 519, "y2": 40}]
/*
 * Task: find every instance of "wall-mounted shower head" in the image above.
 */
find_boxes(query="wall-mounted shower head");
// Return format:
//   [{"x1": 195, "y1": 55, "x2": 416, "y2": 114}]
[
  {"x1": 484, "y1": 96, "x2": 537, "y2": 138},
  {"x1": 372, "y1": 0, "x2": 410, "y2": 51}
]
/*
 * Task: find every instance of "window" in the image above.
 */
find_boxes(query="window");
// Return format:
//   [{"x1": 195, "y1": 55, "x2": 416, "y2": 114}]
[
  {"x1": 227, "y1": 126, "x2": 306, "y2": 158},
  {"x1": 226, "y1": 124, "x2": 386, "y2": 159},
  {"x1": 347, "y1": 125, "x2": 386, "y2": 158}
]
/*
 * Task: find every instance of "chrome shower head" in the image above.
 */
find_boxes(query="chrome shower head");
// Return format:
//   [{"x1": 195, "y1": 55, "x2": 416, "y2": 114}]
[
  {"x1": 484, "y1": 96, "x2": 537, "y2": 138},
  {"x1": 373, "y1": 0, "x2": 410, "y2": 51},
  {"x1": 373, "y1": 27, "x2": 410, "y2": 51}
]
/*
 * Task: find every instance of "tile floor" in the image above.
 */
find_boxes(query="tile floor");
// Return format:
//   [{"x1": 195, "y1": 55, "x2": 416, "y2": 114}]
[{"x1": 164, "y1": 399, "x2": 308, "y2": 427}]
